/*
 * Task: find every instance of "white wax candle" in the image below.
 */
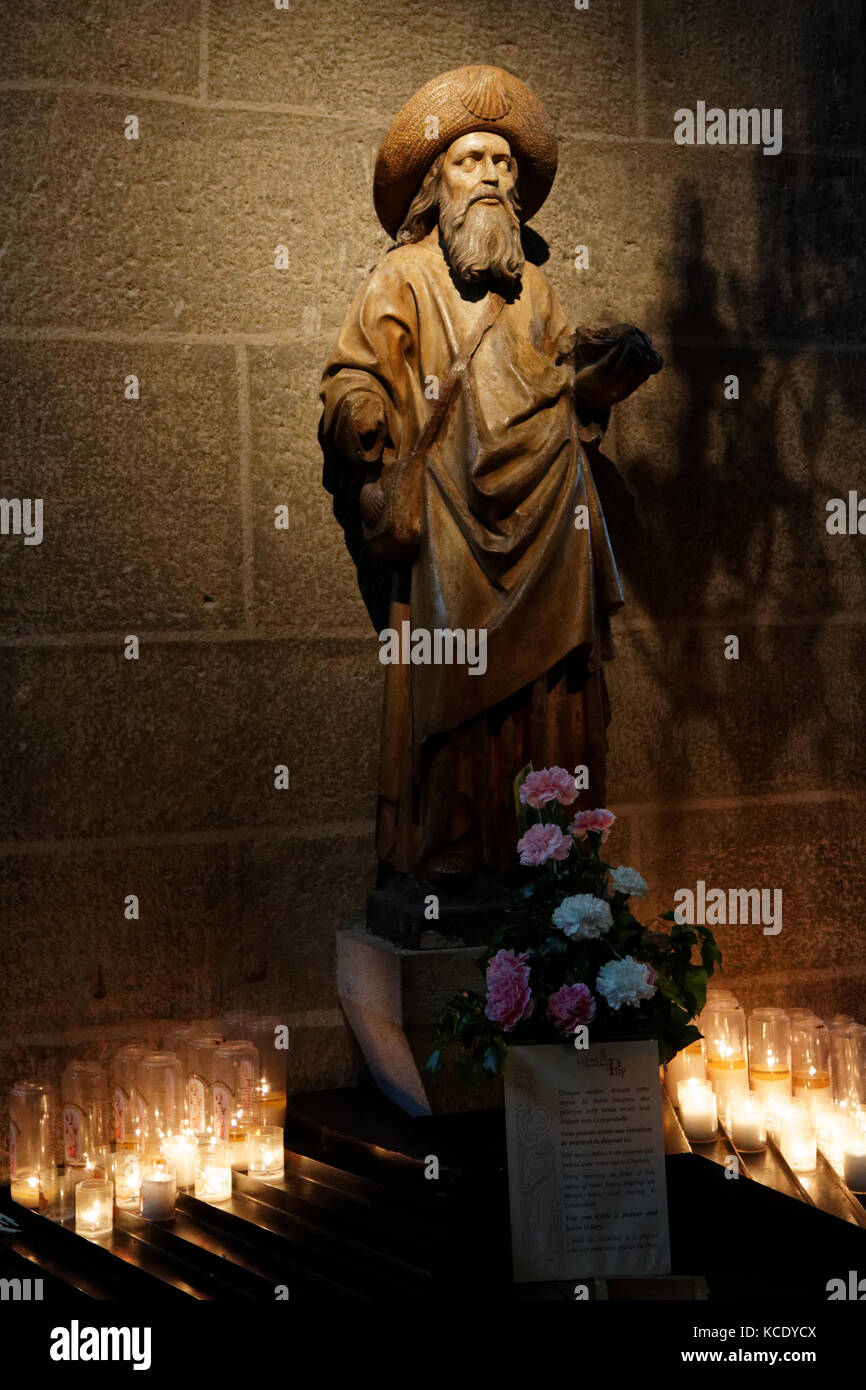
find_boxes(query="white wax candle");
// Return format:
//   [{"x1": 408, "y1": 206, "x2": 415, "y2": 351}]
[
  {"x1": 843, "y1": 1144, "x2": 866, "y2": 1192},
  {"x1": 11, "y1": 1175, "x2": 41, "y2": 1210},
  {"x1": 75, "y1": 1178, "x2": 114, "y2": 1237},
  {"x1": 140, "y1": 1167, "x2": 176, "y2": 1220},
  {"x1": 228, "y1": 1132, "x2": 248, "y2": 1170},
  {"x1": 728, "y1": 1096, "x2": 766, "y2": 1152},
  {"x1": 164, "y1": 1134, "x2": 196, "y2": 1188},
  {"x1": 678, "y1": 1079, "x2": 718, "y2": 1142},
  {"x1": 197, "y1": 1165, "x2": 232, "y2": 1202},
  {"x1": 664, "y1": 1042, "x2": 705, "y2": 1103},
  {"x1": 779, "y1": 1101, "x2": 817, "y2": 1172},
  {"x1": 750, "y1": 1068, "x2": 791, "y2": 1106}
]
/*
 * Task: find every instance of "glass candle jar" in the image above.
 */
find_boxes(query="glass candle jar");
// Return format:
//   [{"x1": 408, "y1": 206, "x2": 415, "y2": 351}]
[
  {"x1": 791, "y1": 1019, "x2": 831, "y2": 1102},
  {"x1": 140, "y1": 1157, "x2": 177, "y2": 1221},
  {"x1": 195, "y1": 1137, "x2": 232, "y2": 1203},
  {"x1": 110, "y1": 1042, "x2": 147, "y2": 1149},
  {"x1": 676, "y1": 1079, "x2": 718, "y2": 1143},
  {"x1": 138, "y1": 1052, "x2": 184, "y2": 1157},
  {"x1": 212, "y1": 1041, "x2": 260, "y2": 1141},
  {"x1": 186, "y1": 1034, "x2": 223, "y2": 1135},
  {"x1": 830, "y1": 1024, "x2": 866, "y2": 1111},
  {"x1": 728, "y1": 1092, "x2": 767, "y2": 1152},
  {"x1": 113, "y1": 1150, "x2": 142, "y2": 1209},
  {"x1": 44, "y1": 1167, "x2": 77, "y2": 1224},
  {"x1": 9, "y1": 1079, "x2": 59, "y2": 1207},
  {"x1": 703, "y1": 1003, "x2": 749, "y2": 1104},
  {"x1": 161, "y1": 1022, "x2": 200, "y2": 1057},
  {"x1": 75, "y1": 1178, "x2": 113, "y2": 1238},
  {"x1": 241, "y1": 1016, "x2": 288, "y2": 1130},
  {"x1": 817, "y1": 1108, "x2": 850, "y2": 1172},
  {"x1": 664, "y1": 1036, "x2": 706, "y2": 1104},
  {"x1": 843, "y1": 1140, "x2": 866, "y2": 1193},
  {"x1": 779, "y1": 1097, "x2": 817, "y2": 1173},
  {"x1": 748, "y1": 1008, "x2": 791, "y2": 1103},
  {"x1": 163, "y1": 1131, "x2": 196, "y2": 1189},
  {"x1": 247, "y1": 1125, "x2": 285, "y2": 1179},
  {"x1": 62, "y1": 1061, "x2": 110, "y2": 1167}
]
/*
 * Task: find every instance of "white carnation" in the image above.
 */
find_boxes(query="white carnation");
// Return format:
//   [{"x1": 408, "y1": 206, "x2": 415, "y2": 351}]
[
  {"x1": 609, "y1": 865, "x2": 649, "y2": 898},
  {"x1": 596, "y1": 956, "x2": 657, "y2": 1010},
  {"x1": 552, "y1": 893, "x2": 613, "y2": 941}
]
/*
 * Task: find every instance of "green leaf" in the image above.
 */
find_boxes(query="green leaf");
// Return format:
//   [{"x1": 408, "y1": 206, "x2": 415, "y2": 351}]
[{"x1": 426, "y1": 1049, "x2": 442, "y2": 1075}]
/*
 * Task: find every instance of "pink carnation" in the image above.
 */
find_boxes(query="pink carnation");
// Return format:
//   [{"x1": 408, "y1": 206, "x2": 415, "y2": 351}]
[
  {"x1": 485, "y1": 950, "x2": 533, "y2": 1031},
  {"x1": 519, "y1": 766, "x2": 579, "y2": 809},
  {"x1": 568, "y1": 807, "x2": 616, "y2": 843},
  {"x1": 516, "y1": 823, "x2": 572, "y2": 866},
  {"x1": 547, "y1": 983, "x2": 597, "y2": 1035}
]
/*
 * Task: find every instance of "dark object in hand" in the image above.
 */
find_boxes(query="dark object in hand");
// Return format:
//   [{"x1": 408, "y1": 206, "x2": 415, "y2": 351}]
[{"x1": 570, "y1": 322, "x2": 663, "y2": 412}]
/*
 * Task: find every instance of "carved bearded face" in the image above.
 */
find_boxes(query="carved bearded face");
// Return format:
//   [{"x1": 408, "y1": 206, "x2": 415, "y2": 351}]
[{"x1": 398, "y1": 130, "x2": 524, "y2": 287}]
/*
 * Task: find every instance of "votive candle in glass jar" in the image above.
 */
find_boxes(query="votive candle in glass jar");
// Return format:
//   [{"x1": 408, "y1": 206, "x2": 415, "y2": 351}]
[
  {"x1": 676, "y1": 1078, "x2": 718, "y2": 1142},
  {"x1": 195, "y1": 1137, "x2": 232, "y2": 1202},
  {"x1": 703, "y1": 1003, "x2": 749, "y2": 1104},
  {"x1": 186, "y1": 1034, "x2": 223, "y2": 1136},
  {"x1": 113, "y1": 1150, "x2": 142, "y2": 1209},
  {"x1": 243, "y1": 1016, "x2": 288, "y2": 1131},
  {"x1": 779, "y1": 1097, "x2": 817, "y2": 1173},
  {"x1": 138, "y1": 1052, "x2": 184, "y2": 1157},
  {"x1": 748, "y1": 1008, "x2": 791, "y2": 1103},
  {"x1": 110, "y1": 1042, "x2": 147, "y2": 1149},
  {"x1": 75, "y1": 1177, "x2": 113, "y2": 1238},
  {"x1": 792, "y1": 1019, "x2": 831, "y2": 1104},
  {"x1": 212, "y1": 1041, "x2": 260, "y2": 1141},
  {"x1": 830, "y1": 1023, "x2": 866, "y2": 1112},
  {"x1": 817, "y1": 1108, "x2": 849, "y2": 1171},
  {"x1": 843, "y1": 1141, "x2": 866, "y2": 1193},
  {"x1": 664, "y1": 1036, "x2": 706, "y2": 1103},
  {"x1": 62, "y1": 1061, "x2": 110, "y2": 1168},
  {"x1": 163, "y1": 1130, "x2": 196, "y2": 1188},
  {"x1": 728, "y1": 1093, "x2": 767, "y2": 1152},
  {"x1": 9, "y1": 1079, "x2": 59, "y2": 1208},
  {"x1": 140, "y1": 1157, "x2": 177, "y2": 1221},
  {"x1": 247, "y1": 1125, "x2": 285, "y2": 1179}
]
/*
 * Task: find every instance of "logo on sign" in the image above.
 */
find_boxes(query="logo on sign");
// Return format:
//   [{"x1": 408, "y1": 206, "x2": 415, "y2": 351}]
[
  {"x1": 113, "y1": 1085, "x2": 128, "y2": 1144},
  {"x1": 213, "y1": 1082, "x2": 232, "y2": 1140},
  {"x1": 188, "y1": 1076, "x2": 206, "y2": 1133},
  {"x1": 64, "y1": 1104, "x2": 84, "y2": 1163}
]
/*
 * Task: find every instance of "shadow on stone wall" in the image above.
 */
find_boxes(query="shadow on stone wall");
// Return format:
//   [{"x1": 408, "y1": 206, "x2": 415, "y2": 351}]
[{"x1": 604, "y1": 147, "x2": 866, "y2": 798}]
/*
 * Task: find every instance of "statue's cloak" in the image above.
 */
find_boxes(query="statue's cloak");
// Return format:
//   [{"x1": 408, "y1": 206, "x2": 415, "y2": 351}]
[{"x1": 320, "y1": 229, "x2": 624, "y2": 874}]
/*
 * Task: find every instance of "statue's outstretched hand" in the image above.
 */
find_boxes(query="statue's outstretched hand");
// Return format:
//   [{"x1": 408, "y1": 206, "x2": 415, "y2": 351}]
[{"x1": 572, "y1": 324, "x2": 662, "y2": 413}]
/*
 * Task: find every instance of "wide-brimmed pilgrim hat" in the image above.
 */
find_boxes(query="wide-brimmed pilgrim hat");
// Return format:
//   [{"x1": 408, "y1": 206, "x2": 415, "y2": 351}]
[{"x1": 373, "y1": 65, "x2": 558, "y2": 240}]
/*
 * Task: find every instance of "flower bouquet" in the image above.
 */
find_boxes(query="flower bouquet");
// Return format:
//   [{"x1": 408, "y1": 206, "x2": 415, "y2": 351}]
[{"x1": 427, "y1": 765, "x2": 722, "y2": 1085}]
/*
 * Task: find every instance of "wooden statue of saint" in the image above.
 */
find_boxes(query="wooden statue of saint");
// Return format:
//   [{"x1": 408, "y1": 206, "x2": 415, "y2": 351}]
[{"x1": 319, "y1": 66, "x2": 661, "y2": 890}]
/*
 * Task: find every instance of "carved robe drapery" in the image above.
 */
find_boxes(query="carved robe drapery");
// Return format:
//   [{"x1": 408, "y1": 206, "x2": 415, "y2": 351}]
[{"x1": 320, "y1": 228, "x2": 624, "y2": 877}]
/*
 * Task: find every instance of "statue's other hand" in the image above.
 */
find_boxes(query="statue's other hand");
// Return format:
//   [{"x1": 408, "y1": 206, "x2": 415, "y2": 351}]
[
  {"x1": 345, "y1": 391, "x2": 389, "y2": 467},
  {"x1": 572, "y1": 324, "x2": 662, "y2": 411}
]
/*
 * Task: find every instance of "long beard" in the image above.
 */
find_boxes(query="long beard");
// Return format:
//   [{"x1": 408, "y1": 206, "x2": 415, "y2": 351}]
[{"x1": 438, "y1": 193, "x2": 524, "y2": 286}]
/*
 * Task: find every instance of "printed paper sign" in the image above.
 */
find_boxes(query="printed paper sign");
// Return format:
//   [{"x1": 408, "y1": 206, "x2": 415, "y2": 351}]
[{"x1": 504, "y1": 1040, "x2": 670, "y2": 1282}]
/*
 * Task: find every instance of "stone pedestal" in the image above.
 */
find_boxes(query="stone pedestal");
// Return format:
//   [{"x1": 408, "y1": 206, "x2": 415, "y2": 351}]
[{"x1": 336, "y1": 926, "x2": 503, "y2": 1117}]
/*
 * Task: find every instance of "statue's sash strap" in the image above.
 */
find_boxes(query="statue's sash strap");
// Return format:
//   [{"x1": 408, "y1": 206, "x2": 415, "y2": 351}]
[{"x1": 360, "y1": 292, "x2": 506, "y2": 563}]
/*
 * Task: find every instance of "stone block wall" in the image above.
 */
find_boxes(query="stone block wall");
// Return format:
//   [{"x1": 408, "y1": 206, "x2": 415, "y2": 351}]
[{"x1": 1, "y1": 1, "x2": 864, "y2": 1165}]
